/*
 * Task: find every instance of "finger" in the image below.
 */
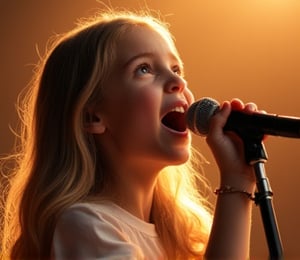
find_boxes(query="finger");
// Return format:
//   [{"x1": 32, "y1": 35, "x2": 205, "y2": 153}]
[
  {"x1": 230, "y1": 98, "x2": 244, "y2": 110},
  {"x1": 259, "y1": 109, "x2": 267, "y2": 114},
  {"x1": 206, "y1": 101, "x2": 231, "y2": 148},
  {"x1": 244, "y1": 102, "x2": 258, "y2": 112},
  {"x1": 209, "y1": 101, "x2": 231, "y2": 132}
]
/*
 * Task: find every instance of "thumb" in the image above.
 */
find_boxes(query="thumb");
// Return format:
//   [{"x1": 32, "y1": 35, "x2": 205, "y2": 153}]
[{"x1": 209, "y1": 101, "x2": 231, "y2": 134}]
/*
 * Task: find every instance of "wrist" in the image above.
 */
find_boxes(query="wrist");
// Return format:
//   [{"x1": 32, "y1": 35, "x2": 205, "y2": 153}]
[
  {"x1": 220, "y1": 170, "x2": 256, "y2": 193},
  {"x1": 214, "y1": 185, "x2": 255, "y2": 201}
]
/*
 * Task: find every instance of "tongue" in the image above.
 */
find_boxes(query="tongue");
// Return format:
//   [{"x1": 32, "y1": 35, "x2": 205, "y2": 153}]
[{"x1": 162, "y1": 111, "x2": 187, "y2": 132}]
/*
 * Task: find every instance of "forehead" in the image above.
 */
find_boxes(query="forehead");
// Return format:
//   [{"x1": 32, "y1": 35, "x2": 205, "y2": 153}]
[{"x1": 114, "y1": 25, "x2": 181, "y2": 65}]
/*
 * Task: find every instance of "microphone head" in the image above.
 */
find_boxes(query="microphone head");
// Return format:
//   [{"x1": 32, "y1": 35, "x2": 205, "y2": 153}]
[{"x1": 186, "y1": 97, "x2": 220, "y2": 136}]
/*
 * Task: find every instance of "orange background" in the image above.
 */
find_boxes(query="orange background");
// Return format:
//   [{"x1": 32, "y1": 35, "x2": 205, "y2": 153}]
[{"x1": 1, "y1": 1, "x2": 300, "y2": 258}]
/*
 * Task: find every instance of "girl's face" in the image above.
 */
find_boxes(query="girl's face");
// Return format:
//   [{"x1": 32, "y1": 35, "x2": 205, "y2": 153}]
[{"x1": 95, "y1": 25, "x2": 194, "y2": 170}]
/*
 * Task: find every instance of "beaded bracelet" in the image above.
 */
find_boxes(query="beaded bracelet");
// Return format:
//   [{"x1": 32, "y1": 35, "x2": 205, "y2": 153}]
[{"x1": 214, "y1": 185, "x2": 255, "y2": 201}]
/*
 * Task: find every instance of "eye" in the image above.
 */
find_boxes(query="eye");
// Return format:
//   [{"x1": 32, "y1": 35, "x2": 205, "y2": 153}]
[
  {"x1": 172, "y1": 65, "x2": 183, "y2": 76},
  {"x1": 135, "y1": 63, "x2": 152, "y2": 77}
]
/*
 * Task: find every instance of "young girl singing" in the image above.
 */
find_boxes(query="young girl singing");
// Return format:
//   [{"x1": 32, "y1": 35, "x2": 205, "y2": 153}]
[{"x1": 1, "y1": 9, "x2": 259, "y2": 259}]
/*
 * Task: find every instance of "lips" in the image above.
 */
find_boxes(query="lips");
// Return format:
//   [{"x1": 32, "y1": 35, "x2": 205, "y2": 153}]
[{"x1": 161, "y1": 105, "x2": 187, "y2": 133}]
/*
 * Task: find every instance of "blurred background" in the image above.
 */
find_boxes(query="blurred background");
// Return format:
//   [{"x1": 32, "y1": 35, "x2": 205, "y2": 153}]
[{"x1": 1, "y1": 0, "x2": 300, "y2": 258}]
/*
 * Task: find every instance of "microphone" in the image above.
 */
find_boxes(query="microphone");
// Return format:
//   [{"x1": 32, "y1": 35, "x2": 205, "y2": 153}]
[{"x1": 186, "y1": 97, "x2": 300, "y2": 138}]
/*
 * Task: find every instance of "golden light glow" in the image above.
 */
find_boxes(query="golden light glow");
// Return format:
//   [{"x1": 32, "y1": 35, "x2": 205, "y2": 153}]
[{"x1": 1, "y1": 1, "x2": 300, "y2": 258}]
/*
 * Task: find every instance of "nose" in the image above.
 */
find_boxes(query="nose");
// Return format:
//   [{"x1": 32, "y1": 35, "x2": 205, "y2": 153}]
[{"x1": 164, "y1": 73, "x2": 187, "y2": 93}]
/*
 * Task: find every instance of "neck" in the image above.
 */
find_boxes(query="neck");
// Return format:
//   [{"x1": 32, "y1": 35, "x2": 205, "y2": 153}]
[{"x1": 99, "y1": 161, "x2": 161, "y2": 222}]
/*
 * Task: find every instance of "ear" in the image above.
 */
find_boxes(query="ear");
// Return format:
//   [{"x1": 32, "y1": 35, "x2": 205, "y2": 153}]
[{"x1": 85, "y1": 107, "x2": 106, "y2": 134}]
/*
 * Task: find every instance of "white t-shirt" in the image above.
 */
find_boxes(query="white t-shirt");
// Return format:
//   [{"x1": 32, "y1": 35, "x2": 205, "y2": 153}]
[{"x1": 51, "y1": 201, "x2": 166, "y2": 259}]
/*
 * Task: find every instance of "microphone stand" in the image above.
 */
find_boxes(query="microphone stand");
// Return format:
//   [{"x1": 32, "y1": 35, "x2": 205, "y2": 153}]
[{"x1": 241, "y1": 131, "x2": 283, "y2": 259}]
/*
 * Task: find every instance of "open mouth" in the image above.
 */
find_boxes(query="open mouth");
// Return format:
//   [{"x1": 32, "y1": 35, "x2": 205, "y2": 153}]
[{"x1": 161, "y1": 107, "x2": 187, "y2": 132}]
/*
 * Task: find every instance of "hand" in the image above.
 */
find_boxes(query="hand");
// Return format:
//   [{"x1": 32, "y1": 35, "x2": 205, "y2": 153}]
[{"x1": 206, "y1": 99, "x2": 262, "y2": 190}]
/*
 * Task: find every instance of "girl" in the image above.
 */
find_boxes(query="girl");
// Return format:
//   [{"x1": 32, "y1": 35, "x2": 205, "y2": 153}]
[{"x1": 1, "y1": 9, "x2": 258, "y2": 259}]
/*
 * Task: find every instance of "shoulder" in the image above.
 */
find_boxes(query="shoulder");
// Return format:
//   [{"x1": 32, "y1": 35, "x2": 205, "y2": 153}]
[
  {"x1": 52, "y1": 202, "x2": 143, "y2": 259},
  {"x1": 57, "y1": 201, "x2": 141, "y2": 231},
  {"x1": 54, "y1": 201, "x2": 134, "y2": 241},
  {"x1": 57, "y1": 202, "x2": 120, "y2": 227}
]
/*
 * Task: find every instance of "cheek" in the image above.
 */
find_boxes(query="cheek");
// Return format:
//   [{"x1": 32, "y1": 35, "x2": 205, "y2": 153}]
[
  {"x1": 106, "y1": 87, "x2": 161, "y2": 134},
  {"x1": 126, "y1": 88, "x2": 161, "y2": 128},
  {"x1": 185, "y1": 88, "x2": 195, "y2": 105}
]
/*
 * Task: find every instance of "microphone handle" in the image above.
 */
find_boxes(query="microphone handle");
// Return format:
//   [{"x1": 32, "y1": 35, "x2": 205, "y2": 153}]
[{"x1": 224, "y1": 111, "x2": 300, "y2": 139}]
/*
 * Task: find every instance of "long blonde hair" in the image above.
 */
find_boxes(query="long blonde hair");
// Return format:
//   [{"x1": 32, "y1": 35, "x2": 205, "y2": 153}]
[{"x1": 1, "y1": 10, "x2": 212, "y2": 259}]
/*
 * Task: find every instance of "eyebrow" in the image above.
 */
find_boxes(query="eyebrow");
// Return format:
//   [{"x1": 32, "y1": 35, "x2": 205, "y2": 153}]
[{"x1": 123, "y1": 52, "x2": 154, "y2": 68}]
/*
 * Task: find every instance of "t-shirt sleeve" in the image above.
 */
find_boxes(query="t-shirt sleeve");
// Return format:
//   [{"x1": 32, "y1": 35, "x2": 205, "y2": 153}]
[{"x1": 51, "y1": 205, "x2": 143, "y2": 259}]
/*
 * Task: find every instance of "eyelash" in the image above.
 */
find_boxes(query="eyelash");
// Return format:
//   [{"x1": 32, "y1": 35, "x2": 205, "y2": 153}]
[
  {"x1": 172, "y1": 65, "x2": 182, "y2": 76},
  {"x1": 134, "y1": 63, "x2": 183, "y2": 77}
]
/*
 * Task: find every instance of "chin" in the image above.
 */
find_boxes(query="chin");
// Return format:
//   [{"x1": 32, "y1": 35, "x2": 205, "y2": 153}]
[{"x1": 166, "y1": 149, "x2": 191, "y2": 166}]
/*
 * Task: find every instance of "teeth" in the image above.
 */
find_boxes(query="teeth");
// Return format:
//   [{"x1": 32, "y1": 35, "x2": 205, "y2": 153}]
[{"x1": 171, "y1": 106, "x2": 185, "y2": 113}]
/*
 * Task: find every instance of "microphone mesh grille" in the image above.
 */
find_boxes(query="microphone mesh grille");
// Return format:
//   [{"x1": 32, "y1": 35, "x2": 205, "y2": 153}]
[{"x1": 186, "y1": 97, "x2": 220, "y2": 136}]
